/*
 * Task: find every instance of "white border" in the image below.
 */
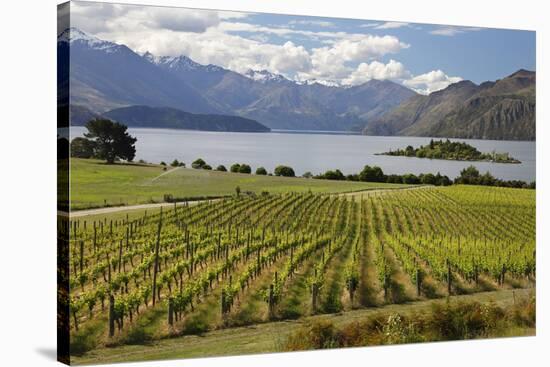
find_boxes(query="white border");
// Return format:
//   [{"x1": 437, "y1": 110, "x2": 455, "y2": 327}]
[{"x1": 0, "y1": 0, "x2": 546, "y2": 366}]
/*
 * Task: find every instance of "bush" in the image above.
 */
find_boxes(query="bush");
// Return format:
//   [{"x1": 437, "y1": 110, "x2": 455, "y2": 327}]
[
  {"x1": 284, "y1": 320, "x2": 339, "y2": 351},
  {"x1": 274, "y1": 165, "x2": 295, "y2": 177},
  {"x1": 359, "y1": 165, "x2": 385, "y2": 182},
  {"x1": 216, "y1": 165, "x2": 227, "y2": 172},
  {"x1": 239, "y1": 164, "x2": 251, "y2": 174},
  {"x1": 230, "y1": 163, "x2": 241, "y2": 173},
  {"x1": 170, "y1": 159, "x2": 180, "y2": 167},
  {"x1": 202, "y1": 164, "x2": 212, "y2": 170},
  {"x1": 256, "y1": 167, "x2": 267, "y2": 175},
  {"x1": 192, "y1": 158, "x2": 207, "y2": 169}
]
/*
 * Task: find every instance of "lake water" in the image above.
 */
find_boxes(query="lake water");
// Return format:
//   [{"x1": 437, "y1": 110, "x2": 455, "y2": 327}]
[{"x1": 70, "y1": 127, "x2": 536, "y2": 182}]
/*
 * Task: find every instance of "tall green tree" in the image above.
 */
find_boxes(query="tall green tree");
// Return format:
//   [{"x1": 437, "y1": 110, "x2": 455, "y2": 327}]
[{"x1": 84, "y1": 119, "x2": 136, "y2": 163}]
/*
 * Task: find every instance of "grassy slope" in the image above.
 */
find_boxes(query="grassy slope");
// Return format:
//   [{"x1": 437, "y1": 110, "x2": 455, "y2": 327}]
[
  {"x1": 72, "y1": 288, "x2": 534, "y2": 365},
  {"x1": 70, "y1": 159, "x2": 410, "y2": 210}
]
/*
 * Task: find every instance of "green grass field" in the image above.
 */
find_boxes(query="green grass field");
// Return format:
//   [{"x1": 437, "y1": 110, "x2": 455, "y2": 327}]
[{"x1": 69, "y1": 158, "x2": 410, "y2": 210}]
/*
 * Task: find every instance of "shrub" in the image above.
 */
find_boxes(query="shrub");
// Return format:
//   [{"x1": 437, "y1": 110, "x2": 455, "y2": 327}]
[
  {"x1": 192, "y1": 158, "x2": 207, "y2": 169},
  {"x1": 256, "y1": 167, "x2": 267, "y2": 175},
  {"x1": 216, "y1": 165, "x2": 227, "y2": 172},
  {"x1": 274, "y1": 165, "x2": 295, "y2": 177},
  {"x1": 239, "y1": 164, "x2": 252, "y2": 174},
  {"x1": 230, "y1": 163, "x2": 241, "y2": 173}
]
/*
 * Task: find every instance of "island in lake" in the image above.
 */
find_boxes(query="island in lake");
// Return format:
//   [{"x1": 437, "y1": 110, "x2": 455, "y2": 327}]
[{"x1": 378, "y1": 139, "x2": 521, "y2": 163}]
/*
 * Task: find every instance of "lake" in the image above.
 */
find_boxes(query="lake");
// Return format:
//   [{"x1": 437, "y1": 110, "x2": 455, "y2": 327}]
[{"x1": 70, "y1": 127, "x2": 536, "y2": 182}]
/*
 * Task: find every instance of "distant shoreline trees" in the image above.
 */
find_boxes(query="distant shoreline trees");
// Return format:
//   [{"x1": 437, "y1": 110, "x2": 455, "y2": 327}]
[{"x1": 380, "y1": 139, "x2": 521, "y2": 164}]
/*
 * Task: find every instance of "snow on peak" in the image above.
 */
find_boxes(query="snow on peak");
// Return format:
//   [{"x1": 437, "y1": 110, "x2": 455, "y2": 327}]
[
  {"x1": 143, "y1": 52, "x2": 226, "y2": 73},
  {"x1": 297, "y1": 78, "x2": 341, "y2": 87},
  {"x1": 244, "y1": 69, "x2": 289, "y2": 83},
  {"x1": 57, "y1": 27, "x2": 119, "y2": 52}
]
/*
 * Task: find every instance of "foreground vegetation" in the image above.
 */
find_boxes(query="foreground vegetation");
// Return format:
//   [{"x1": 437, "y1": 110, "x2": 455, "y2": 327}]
[
  {"x1": 69, "y1": 159, "x2": 410, "y2": 210},
  {"x1": 285, "y1": 292, "x2": 535, "y2": 350},
  {"x1": 63, "y1": 185, "x2": 535, "y2": 362},
  {"x1": 380, "y1": 139, "x2": 520, "y2": 163},
  {"x1": 70, "y1": 289, "x2": 534, "y2": 365}
]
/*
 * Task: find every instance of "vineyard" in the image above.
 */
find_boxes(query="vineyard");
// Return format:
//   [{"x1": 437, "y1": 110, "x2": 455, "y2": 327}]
[{"x1": 61, "y1": 185, "x2": 535, "y2": 354}]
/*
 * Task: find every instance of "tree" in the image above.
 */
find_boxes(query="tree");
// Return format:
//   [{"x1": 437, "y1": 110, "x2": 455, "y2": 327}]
[
  {"x1": 256, "y1": 167, "x2": 267, "y2": 175},
  {"x1": 321, "y1": 169, "x2": 345, "y2": 180},
  {"x1": 216, "y1": 165, "x2": 227, "y2": 172},
  {"x1": 420, "y1": 173, "x2": 436, "y2": 185},
  {"x1": 274, "y1": 165, "x2": 295, "y2": 177},
  {"x1": 239, "y1": 164, "x2": 252, "y2": 174},
  {"x1": 302, "y1": 171, "x2": 313, "y2": 179},
  {"x1": 203, "y1": 164, "x2": 212, "y2": 170},
  {"x1": 83, "y1": 119, "x2": 136, "y2": 163},
  {"x1": 455, "y1": 165, "x2": 480, "y2": 184},
  {"x1": 402, "y1": 173, "x2": 420, "y2": 184},
  {"x1": 192, "y1": 158, "x2": 206, "y2": 169},
  {"x1": 70, "y1": 137, "x2": 96, "y2": 158},
  {"x1": 170, "y1": 159, "x2": 180, "y2": 167},
  {"x1": 359, "y1": 165, "x2": 385, "y2": 182},
  {"x1": 230, "y1": 163, "x2": 241, "y2": 173}
]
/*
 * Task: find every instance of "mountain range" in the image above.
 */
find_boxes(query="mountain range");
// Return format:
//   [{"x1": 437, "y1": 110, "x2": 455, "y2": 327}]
[
  {"x1": 364, "y1": 69, "x2": 536, "y2": 140},
  {"x1": 58, "y1": 27, "x2": 535, "y2": 140},
  {"x1": 58, "y1": 28, "x2": 415, "y2": 131}
]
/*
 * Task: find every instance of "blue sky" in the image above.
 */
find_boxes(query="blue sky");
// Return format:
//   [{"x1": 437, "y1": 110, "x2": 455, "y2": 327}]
[{"x1": 70, "y1": 1, "x2": 535, "y2": 94}]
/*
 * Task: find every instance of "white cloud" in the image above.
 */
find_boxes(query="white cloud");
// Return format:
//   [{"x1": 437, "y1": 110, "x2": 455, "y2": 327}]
[
  {"x1": 359, "y1": 22, "x2": 381, "y2": 28},
  {"x1": 342, "y1": 59, "x2": 410, "y2": 85},
  {"x1": 430, "y1": 26, "x2": 482, "y2": 36},
  {"x1": 403, "y1": 70, "x2": 462, "y2": 94},
  {"x1": 289, "y1": 20, "x2": 335, "y2": 28},
  {"x1": 375, "y1": 22, "x2": 410, "y2": 29},
  {"x1": 68, "y1": 1, "x2": 465, "y2": 92}
]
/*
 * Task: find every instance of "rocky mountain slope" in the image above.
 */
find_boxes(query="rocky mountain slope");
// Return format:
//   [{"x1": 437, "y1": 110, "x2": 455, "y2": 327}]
[{"x1": 364, "y1": 70, "x2": 535, "y2": 140}]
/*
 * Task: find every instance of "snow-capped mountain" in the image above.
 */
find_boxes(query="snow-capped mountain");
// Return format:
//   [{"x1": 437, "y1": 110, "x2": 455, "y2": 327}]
[
  {"x1": 297, "y1": 78, "x2": 342, "y2": 88},
  {"x1": 58, "y1": 27, "x2": 121, "y2": 53},
  {"x1": 59, "y1": 27, "x2": 417, "y2": 131},
  {"x1": 244, "y1": 69, "x2": 291, "y2": 84}
]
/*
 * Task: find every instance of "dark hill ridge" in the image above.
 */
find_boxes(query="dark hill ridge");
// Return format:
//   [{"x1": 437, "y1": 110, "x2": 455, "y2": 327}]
[
  {"x1": 364, "y1": 70, "x2": 535, "y2": 140},
  {"x1": 101, "y1": 105, "x2": 270, "y2": 133}
]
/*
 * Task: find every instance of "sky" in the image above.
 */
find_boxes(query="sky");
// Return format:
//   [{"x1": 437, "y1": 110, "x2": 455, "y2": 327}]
[{"x1": 66, "y1": 1, "x2": 536, "y2": 94}]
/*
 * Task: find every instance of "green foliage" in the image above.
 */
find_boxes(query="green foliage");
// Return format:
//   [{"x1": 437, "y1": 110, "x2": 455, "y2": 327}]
[
  {"x1": 83, "y1": 119, "x2": 137, "y2": 163},
  {"x1": 70, "y1": 137, "x2": 97, "y2": 159},
  {"x1": 230, "y1": 163, "x2": 241, "y2": 173},
  {"x1": 255, "y1": 167, "x2": 268, "y2": 175},
  {"x1": 216, "y1": 165, "x2": 227, "y2": 172},
  {"x1": 274, "y1": 165, "x2": 295, "y2": 177},
  {"x1": 383, "y1": 139, "x2": 520, "y2": 163},
  {"x1": 238, "y1": 164, "x2": 251, "y2": 174},
  {"x1": 359, "y1": 165, "x2": 385, "y2": 182},
  {"x1": 316, "y1": 169, "x2": 345, "y2": 180},
  {"x1": 191, "y1": 158, "x2": 207, "y2": 169}
]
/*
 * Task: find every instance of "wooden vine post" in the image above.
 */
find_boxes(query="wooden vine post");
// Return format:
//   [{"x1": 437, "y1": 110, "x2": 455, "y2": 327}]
[
  {"x1": 447, "y1": 259, "x2": 452, "y2": 295},
  {"x1": 416, "y1": 268, "x2": 422, "y2": 296},
  {"x1": 168, "y1": 297, "x2": 174, "y2": 326},
  {"x1": 108, "y1": 294, "x2": 115, "y2": 337},
  {"x1": 152, "y1": 208, "x2": 163, "y2": 306}
]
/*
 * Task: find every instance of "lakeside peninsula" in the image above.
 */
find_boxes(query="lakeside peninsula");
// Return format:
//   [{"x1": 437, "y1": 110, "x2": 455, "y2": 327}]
[{"x1": 378, "y1": 139, "x2": 521, "y2": 164}]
